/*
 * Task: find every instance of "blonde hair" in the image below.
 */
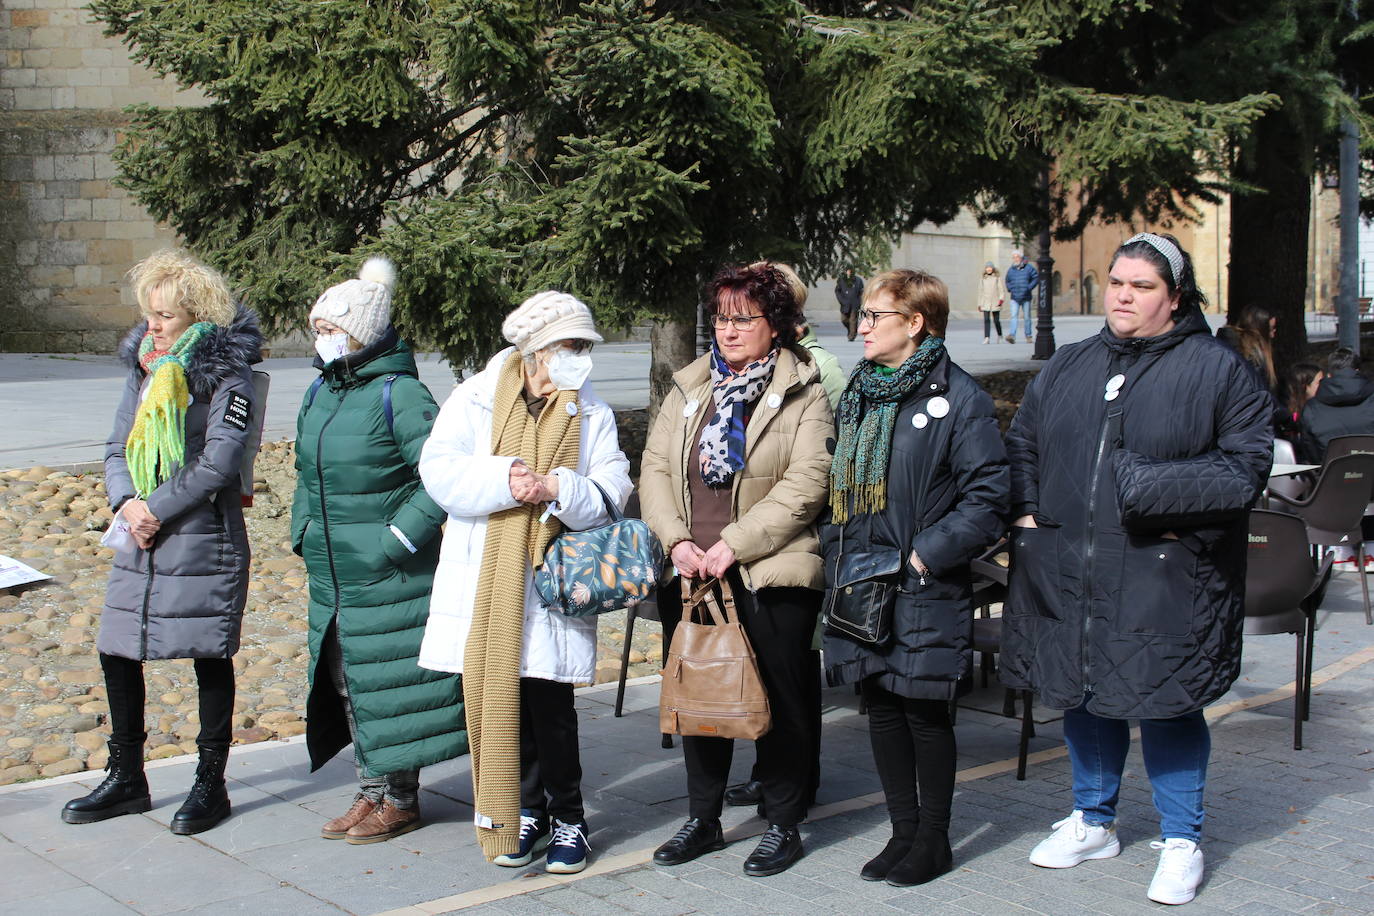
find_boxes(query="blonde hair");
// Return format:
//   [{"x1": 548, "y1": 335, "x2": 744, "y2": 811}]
[
  {"x1": 866, "y1": 268, "x2": 950, "y2": 338},
  {"x1": 128, "y1": 248, "x2": 235, "y2": 328}
]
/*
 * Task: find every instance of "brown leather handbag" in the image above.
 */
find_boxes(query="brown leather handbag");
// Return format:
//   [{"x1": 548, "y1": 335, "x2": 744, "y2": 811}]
[{"x1": 659, "y1": 577, "x2": 772, "y2": 740}]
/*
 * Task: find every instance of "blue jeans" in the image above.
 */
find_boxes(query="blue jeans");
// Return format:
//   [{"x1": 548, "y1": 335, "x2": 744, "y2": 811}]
[
  {"x1": 1063, "y1": 701, "x2": 1210, "y2": 843},
  {"x1": 1008, "y1": 299, "x2": 1033, "y2": 339}
]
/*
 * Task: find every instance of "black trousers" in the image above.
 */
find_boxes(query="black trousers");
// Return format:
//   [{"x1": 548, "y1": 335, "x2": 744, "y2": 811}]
[
  {"x1": 982, "y1": 311, "x2": 1003, "y2": 338},
  {"x1": 659, "y1": 572, "x2": 821, "y2": 827},
  {"x1": 862, "y1": 680, "x2": 956, "y2": 833},
  {"x1": 519, "y1": 676, "x2": 585, "y2": 825},
  {"x1": 100, "y1": 652, "x2": 235, "y2": 752}
]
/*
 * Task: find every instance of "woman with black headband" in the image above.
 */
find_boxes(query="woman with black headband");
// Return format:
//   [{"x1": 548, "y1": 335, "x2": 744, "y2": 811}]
[{"x1": 1000, "y1": 233, "x2": 1273, "y2": 906}]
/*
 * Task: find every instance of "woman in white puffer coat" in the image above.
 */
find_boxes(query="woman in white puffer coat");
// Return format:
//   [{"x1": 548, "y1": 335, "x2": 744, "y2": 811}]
[{"x1": 418, "y1": 291, "x2": 630, "y2": 876}]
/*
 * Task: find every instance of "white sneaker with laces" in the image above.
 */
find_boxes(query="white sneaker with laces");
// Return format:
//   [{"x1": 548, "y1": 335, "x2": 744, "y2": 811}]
[
  {"x1": 1147, "y1": 838, "x2": 1203, "y2": 905},
  {"x1": 1028, "y1": 810, "x2": 1121, "y2": 868}
]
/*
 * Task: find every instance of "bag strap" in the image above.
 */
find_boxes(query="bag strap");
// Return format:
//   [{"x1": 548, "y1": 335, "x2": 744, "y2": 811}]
[
  {"x1": 585, "y1": 477, "x2": 623, "y2": 522},
  {"x1": 382, "y1": 374, "x2": 398, "y2": 437},
  {"x1": 304, "y1": 376, "x2": 325, "y2": 410},
  {"x1": 682, "y1": 576, "x2": 734, "y2": 626}
]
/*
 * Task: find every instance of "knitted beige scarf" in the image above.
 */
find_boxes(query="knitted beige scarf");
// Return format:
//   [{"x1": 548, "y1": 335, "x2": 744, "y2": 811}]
[{"x1": 465, "y1": 352, "x2": 581, "y2": 860}]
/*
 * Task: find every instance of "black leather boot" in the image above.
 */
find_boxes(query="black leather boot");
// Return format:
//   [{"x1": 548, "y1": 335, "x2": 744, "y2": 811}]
[
  {"x1": 885, "y1": 826, "x2": 953, "y2": 887},
  {"x1": 743, "y1": 824, "x2": 804, "y2": 877},
  {"x1": 860, "y1": 820, "x2": 918, "y2": 881},
  {"x1": 61, "y1": 741, "x2": 151, "y2": 824},
  {"x1": 170, "y1": 746, "x2": 231, "y2": 835}
]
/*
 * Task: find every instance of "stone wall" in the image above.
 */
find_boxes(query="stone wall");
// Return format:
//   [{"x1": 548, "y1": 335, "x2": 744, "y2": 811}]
[{"x1": 0, "y1": 0, "x2": 203, "y2": 353}]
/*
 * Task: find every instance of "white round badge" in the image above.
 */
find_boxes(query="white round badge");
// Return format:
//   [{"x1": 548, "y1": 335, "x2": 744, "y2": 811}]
[
  {"x1": 1106, "y1": 373, "x2": 1126, "y2": 391},
  {"x1": 927, "y1": 396, "x2": 950, "y2": 419},
  {"x1": 329, "y1": 298, "x2": 349, "y2": 317},
  {"x1": 1104, "y1": 390, "x2": 1120, "y2": 402},
  {"x1": 767, "y1": 393, "x2": 782, "y2": 409},
  {"x1": 912, "y1": 413, "x2": 929, "y2": 429},
  {"x1": 683, "y1": 399, "x2": 699, "y2": 419},
  {"x1": 566, "y1": 401, "x2": 578, "y2": 417}
]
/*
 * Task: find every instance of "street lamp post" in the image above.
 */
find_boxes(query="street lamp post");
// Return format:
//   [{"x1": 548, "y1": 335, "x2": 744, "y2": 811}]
[{"x1": 1032, "y1": 167, "x2": 1056, "y2": 361}]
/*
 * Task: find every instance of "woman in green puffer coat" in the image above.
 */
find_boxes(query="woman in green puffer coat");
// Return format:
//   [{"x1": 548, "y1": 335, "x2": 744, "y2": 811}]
[{"x1": 292, "y1": 258, "x2": 466, "y2": 845}]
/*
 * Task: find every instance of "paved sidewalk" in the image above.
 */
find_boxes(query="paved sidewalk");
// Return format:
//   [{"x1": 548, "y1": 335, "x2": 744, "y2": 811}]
[{"x1": 4, "y1": 573, "x2": 1374, "y2": 915}]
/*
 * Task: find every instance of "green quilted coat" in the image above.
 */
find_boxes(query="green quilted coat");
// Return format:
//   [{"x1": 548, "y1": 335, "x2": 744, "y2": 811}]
[{"x1": 292, "y1": 329, "x2": 466, "y2": 777}]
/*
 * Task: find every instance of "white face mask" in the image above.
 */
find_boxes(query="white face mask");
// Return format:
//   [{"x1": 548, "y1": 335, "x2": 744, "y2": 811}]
[
  {"x1": 315, "y1": 332, "x2": 351, "y2": 364},
  {"x1": 546, "y1": 349, "x2": 593, "y2": 391}
]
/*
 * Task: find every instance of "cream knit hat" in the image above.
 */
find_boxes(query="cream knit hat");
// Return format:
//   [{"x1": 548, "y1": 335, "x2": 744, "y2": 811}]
[
  {"x1": 309, "y1": 257, "x2": 396, "y2": 346},
  {"x1": 502, "y1": 290, "x2": 604, "y2": 355}
]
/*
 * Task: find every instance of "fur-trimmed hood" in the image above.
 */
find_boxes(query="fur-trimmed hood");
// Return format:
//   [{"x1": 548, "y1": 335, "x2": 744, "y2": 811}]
[{"x1": 119, "y1": 306, "x2": 264, "y2": 396}]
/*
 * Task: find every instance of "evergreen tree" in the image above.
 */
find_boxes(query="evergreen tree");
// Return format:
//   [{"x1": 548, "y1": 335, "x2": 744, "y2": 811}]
[{"x1": 93, "y1": 0, "x2": 1269, "y2": 405}]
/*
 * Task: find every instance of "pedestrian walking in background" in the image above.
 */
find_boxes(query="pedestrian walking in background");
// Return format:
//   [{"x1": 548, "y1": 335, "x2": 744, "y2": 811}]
[
  {"x1": 418, "y1": 292, "x2": 631, "y2": 875},
  {"x1": 835, "y1": 267, "x2": 865, "y2": 341},
  {"x1": 641, "y1": 262, "x2": 832, "y2": 878},
  {"x1": 293, "y1": 258, "x2": 465, "y2": 845},
  {"x1": 822, "y1": 269, "x2": 1009, "y2": 887},
  {"x1": 1001, "y1": 233, "x2": 1272, "y2": 906},
  {"x1": 977, "y1": 261, "x2": 1006, "y2": 344},
  {"x1": 63, "y1": 249, "x2": 262, "y2": 836},
  {"x1": 1004, "y1": 250, "x2": 1039, "y2": 343}
]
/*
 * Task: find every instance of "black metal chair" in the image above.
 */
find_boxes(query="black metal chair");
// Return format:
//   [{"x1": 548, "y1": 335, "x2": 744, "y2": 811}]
[
  {"x1": 1322, "y1": 434, "x2": 1374, "y2": 463},
  {"x1": 969, "y1": 539, "x2": 1034, "y2": 780},
  {"x1": 612, "y1": 493, "x2": 673, "y2": 747},
  {"x1": 1243, "y1": 510, "x2": 1335, "y2": 750},
  {"x1": 1269, "y1": 452, "x2": 1374, "y2": 625}
]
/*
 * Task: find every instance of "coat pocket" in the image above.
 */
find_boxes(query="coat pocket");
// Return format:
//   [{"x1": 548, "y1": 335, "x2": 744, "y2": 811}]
[
  {"x1": 1117, "y1": 537, "x2": 1198, "y2": 638},
  {"x1": 1005, "y1": 526, "x2": 1061, "y2": 621}
]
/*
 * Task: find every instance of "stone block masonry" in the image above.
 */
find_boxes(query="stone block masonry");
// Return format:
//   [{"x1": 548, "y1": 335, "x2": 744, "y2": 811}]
[{"x1": 0, "y1": 0, "x2": 205, "y2": 354}]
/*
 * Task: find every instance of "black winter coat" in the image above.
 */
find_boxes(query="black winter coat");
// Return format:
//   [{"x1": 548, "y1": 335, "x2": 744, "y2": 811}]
[
  {"x1": 822, "y1": 355, "x2": 1011, "y2": 699},
  {"x1": 1001, "y1": 305, "x2": 1273, "y2": 719},
  {"x1": 1297, "y1": 369, "x2": 1374, "y2": 463}
]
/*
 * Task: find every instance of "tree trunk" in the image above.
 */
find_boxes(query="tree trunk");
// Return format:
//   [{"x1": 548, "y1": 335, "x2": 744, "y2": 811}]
[
  {"x1": 1228, "y1": 111, "x2": 1312, "y2": 378},
  {"x1": 649, "y1": 317, "x2": 697, "y2": 421}
]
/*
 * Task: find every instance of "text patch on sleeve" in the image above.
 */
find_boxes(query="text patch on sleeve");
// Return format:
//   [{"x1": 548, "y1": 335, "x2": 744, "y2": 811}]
[{"x1": 223, "y1": 392, "x2": 251, "y2": 431}]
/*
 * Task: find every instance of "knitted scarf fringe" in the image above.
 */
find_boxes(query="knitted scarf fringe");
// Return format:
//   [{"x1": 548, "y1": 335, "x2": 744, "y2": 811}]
[
  {"x1": 464, "y1": 353, "x2": 581, "y2": 860},
  {"x1": 125, "y1": 323, "x2": 213, "y2": 498}
]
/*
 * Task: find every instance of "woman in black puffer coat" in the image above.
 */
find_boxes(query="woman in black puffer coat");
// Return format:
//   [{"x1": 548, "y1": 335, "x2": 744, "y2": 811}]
[
  {"x1": 1002, "y1": 234, "x2": 1272, "y2": 906},
  {"x1": 822, "y1": 269, "x2": 1009, "y2": 888}
]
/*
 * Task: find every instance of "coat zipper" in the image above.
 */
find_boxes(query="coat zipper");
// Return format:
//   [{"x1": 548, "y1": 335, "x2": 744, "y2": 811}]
[
  {"x1": 316, "y1": 388, "x2": 349, "y2": 618},
  {"x1": 1082, "y1": 405, "x2": 1122, "y2": 695},
  {"x1": 140, "y1": 542, "x2": 157, "y2": 660}
]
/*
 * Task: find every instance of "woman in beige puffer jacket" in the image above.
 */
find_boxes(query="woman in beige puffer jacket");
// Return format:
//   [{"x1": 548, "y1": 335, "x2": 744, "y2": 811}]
[{"x1": 640, "y1": 262, "x2": 832, "y2": 879}]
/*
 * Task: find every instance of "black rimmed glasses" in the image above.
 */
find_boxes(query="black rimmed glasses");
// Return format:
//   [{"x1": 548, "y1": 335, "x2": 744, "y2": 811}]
[{"x1": 857, "y1": 309, "x2": 903, "y2": 327}]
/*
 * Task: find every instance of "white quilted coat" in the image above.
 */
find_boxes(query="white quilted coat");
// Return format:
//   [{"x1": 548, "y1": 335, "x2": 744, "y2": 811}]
[{"x1": 417, "y1": 348, "x2": 631, "y2": 684}]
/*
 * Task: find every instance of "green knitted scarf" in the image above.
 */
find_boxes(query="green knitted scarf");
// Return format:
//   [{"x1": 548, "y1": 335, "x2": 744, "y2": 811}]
[
  {"x1": 126, "y1": 322, "x2": 214, "y2": 498},
  {"x1": 829, "y1": 336, "x2": 946, "y2": 523}
]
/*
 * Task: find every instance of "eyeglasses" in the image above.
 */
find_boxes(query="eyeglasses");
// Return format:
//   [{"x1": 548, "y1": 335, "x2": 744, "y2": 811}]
[
  {"x1": 857, "y1": 309, "x2": 904, "y2": 326},
  {"x1": 711, "y1": 313, "x2": 767, "y2": 331}
]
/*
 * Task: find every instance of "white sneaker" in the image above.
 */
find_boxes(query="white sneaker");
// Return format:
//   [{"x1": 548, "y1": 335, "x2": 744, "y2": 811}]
[
  {"x1": 1147, "y1": 838, "x2": 1203, "y2": 905},
  {"x1": 1028, "y1": 810, "x2": 1121, "y2": 868}
]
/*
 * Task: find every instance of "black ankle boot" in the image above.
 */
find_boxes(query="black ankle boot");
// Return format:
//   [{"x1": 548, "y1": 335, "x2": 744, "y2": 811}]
[
  {"x1": 170, "y1": 746, "x2": 231, "y2": 835},
  {"x1": 885, "y1": 826, "x2": 953, "y2": 887},
  {"x1": 61, "y1": 741, "x2": 151, "y2": 824},
  {"x1": 860, "y1": 821, "x2": 918, "y2": 881}
]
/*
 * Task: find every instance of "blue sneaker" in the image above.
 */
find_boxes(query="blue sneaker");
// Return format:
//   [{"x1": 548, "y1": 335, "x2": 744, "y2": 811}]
[
  {"x1": 545, "y1": 818, "x2": 590, "y2": 874},
  {"x1": 493, "y1": 810, "x2": 550, "y2": 867}
]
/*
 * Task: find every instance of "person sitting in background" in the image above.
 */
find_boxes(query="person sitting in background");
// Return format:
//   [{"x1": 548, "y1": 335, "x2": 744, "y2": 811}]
[
  {"x1": 1297, "y1": 347, "x2": 1374, "y2": 464},
  {"x1": 1277, "y1": 361, "x2": 1323, "y2": 447}
]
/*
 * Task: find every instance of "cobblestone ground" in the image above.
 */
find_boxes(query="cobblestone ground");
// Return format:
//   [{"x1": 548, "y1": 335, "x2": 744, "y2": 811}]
[{"x1": 0, "y1": 434, "x2": 663, "y2": 786}]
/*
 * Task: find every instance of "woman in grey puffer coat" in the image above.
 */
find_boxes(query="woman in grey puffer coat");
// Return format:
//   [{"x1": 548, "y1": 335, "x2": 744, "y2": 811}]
[{"x1": 61, "y1": 249, "x2": 262, "y2": 837}]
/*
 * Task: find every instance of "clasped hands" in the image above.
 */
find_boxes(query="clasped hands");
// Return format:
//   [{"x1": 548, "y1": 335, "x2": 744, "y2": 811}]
[
  {"x1": 507, "y1": 460, "x2": 560, "y2": 506},
  {"x1": 122, "y1": 499, "x2": 161, "y2": 550},
  {"x1": 670, "y1": 538, "x2": 737, "y2": 580}
]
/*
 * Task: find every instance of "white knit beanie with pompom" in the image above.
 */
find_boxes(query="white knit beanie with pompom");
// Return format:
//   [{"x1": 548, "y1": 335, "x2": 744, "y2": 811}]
[
  {"x1": 308, "y1": 256, "x2": 396, "y2": 346},
  {"x1": 502, "y1": 290, "x2": 603, "y2": 355}
]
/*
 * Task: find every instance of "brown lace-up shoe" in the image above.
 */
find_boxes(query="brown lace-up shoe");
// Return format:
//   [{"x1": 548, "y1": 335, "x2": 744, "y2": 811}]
[
  {"x1": 321, "y1": 796, "x2": 379, "y2": 840},
  {"x1": 345, "y1": 799, "x2": 422, "y2": 844}
]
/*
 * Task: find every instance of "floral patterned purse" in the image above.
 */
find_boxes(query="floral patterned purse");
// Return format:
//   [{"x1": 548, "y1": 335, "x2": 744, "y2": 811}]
[{"x1": 533, "y1": 479, "x2": 664, "y2": 618}]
